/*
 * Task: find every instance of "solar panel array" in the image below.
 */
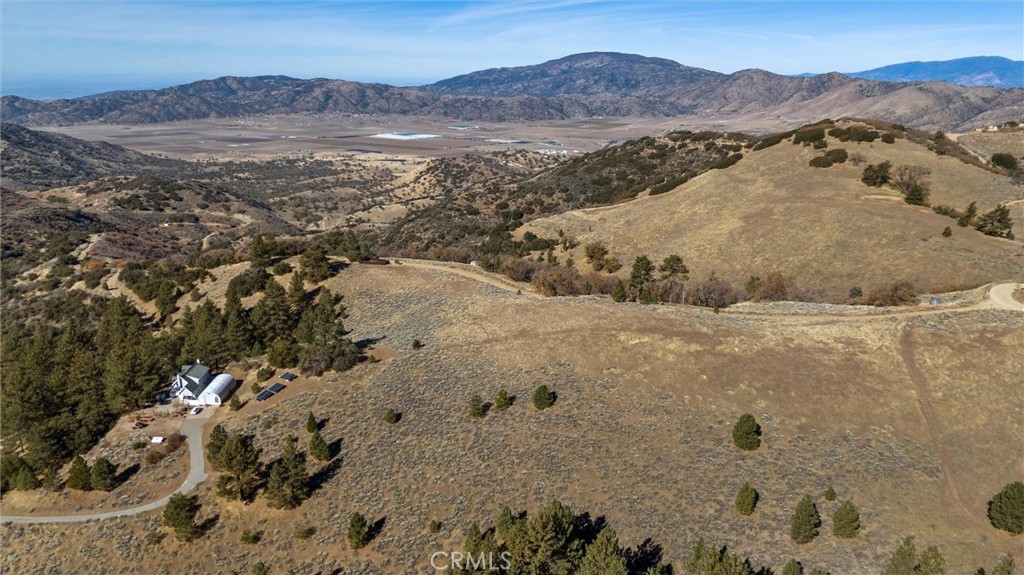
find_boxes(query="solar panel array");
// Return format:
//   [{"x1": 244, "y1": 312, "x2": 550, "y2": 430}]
[
  {"x1": 280, "y1": 372, "x2": 298, "y2": 381},
  {"x1": 254, "y1": 383, "x2": 287, "y2": 402}
]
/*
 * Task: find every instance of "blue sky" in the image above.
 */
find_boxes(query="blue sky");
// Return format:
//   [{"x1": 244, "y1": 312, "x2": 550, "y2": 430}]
[{"x1": 2, "y1": 1, "x2": 1022, "y2": 98}]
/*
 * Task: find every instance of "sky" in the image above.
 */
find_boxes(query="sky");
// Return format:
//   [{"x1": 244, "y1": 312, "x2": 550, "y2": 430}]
[{"x1": 2, "y1": 1, "x2": 1022, "y2": 99}]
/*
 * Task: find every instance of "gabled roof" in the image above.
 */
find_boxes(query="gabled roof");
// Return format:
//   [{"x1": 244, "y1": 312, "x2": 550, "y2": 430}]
[{"x1": 178, "y1": 362, "x2": 211, "y2": 396}]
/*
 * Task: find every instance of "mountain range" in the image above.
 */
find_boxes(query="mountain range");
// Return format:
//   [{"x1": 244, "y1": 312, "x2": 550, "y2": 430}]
[
  {"x1": 848, "y1": 56, "x2": 1023, "y2": 88},
  {"x1": 3, "y1": 53, "x2": 1022, "y2": 131}
]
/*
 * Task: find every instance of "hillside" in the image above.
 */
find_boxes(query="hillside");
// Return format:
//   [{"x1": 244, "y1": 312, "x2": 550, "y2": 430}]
[
  {"x1": 519, "y1": 121, "x2": 1024, "y2": 297},
  {"x1": 0, "y1": 123, "x2": 191, "y2": 191},
  {"x1": 849, "y1": 56, "x2": 1024, "y2": 88},
  {"x1": 1, "y1": 261, "x2": 1020, "y2": 573},
  {"x1": 4, "y1": 53, "x2": 1024, "y2": 131}
]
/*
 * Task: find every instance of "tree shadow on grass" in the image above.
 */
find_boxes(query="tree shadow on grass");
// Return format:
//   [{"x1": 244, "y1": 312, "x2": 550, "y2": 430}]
[
  {"x1": 309, "y1": 458, "x2": 343, "y2": 493},
  {"x1": 115, "y1": 463, "x2": 141, "y2": 486},
  {"x1": 367, "y1": 515, "x2": 387, "y2": 543}
]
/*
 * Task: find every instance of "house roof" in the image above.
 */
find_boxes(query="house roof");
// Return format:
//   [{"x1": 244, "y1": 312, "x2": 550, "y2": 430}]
[{"x1": 179, "y1": 362, "x2": 211, "y2": 395}]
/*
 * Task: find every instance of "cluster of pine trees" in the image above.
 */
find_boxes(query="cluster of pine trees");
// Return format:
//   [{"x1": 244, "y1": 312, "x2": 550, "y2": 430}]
[
  {"x1": 0, "y1": 260, "x2": 360, "y2": 491},
  {"x1": 448, "y1": 499, "x2": 672, "y2": 575}
]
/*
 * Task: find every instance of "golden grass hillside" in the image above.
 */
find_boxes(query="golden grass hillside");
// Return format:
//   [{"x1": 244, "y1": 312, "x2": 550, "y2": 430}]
[
  {"x1": 520, "y1": 129, "x2": 1023, "y2": 297},
  {"x1": 3, "y1": 262, "x2": 1020, "y2": 574}
]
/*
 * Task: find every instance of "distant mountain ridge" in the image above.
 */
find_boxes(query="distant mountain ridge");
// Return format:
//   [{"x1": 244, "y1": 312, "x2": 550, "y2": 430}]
[
  {"x1": 3, "y1": 52, "x2": 1023, "y2": 130},
  {"x1": 848, "y1": 56, "x2": 1023, "y2": 88}
]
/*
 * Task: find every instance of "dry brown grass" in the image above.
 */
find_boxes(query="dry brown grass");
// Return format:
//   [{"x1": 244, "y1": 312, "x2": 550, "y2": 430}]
[
  {"x1": 520, "y1": 127, "x2": 1023, "y2": 298},
  {"x1": 3, "y1": 263, "x2": 1020, "y2": 574}
]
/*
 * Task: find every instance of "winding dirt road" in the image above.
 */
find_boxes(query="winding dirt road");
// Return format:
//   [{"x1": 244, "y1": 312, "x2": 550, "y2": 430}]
[{"x1": 1, "y1": 411, "x2": 212, "y2": 525}]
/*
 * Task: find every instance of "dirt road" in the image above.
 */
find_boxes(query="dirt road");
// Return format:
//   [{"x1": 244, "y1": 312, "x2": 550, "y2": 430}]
[{"x1": 1, "y1": 411, "x2": 212, "y2": 525}]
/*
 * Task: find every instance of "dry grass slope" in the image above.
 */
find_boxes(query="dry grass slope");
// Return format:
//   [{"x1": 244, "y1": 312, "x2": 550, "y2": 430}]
[
  {"x1": 521, "y1": 126, "x2": 1024, "y2": 296},
  {"x1": 3, "y1": 263, "x2": 1020, "y2": 574}
]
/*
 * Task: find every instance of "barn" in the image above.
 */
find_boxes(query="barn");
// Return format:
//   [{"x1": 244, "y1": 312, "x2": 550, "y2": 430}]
[{"x1": 170, "y1": 361, "x2": 236, "y2": 406}]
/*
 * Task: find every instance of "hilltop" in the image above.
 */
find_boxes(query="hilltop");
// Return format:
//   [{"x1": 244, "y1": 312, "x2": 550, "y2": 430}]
[{"x1": 519, "y1": 120, "x2": 1023, "y2": 297}]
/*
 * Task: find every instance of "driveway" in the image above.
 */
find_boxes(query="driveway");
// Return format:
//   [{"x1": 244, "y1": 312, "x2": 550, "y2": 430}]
[{"x1": 1, "y1": 410, "x2": 212, "y2": 524}]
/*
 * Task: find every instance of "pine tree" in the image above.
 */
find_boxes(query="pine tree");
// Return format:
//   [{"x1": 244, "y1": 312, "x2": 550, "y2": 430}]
[
  {"x1": 629, "y1": 255, "x2": 655, "y2": 299},
  {"x1": 249, "y1": 235, "x2": 273, "y2": 269},
  {"x1": 66, "y1": 455, "x2": 92, "y2": 490},
  {"x1": 309, "y1": 428, "x2": 331, "y2": 462},
  {"x1": 207, "y1": 424, "x2": 228, "y2": 471},
  {"x1": 735, "y1": 482, "x2": 758, "y2": 516},
  {"x1": 469, "y1": 394, "x2": 488, "y2": 418},
  {"x1": 832, "y1": 500, "x2": 860, "y2": 538},
  {"x1": 265, "y1": 436, "x2": 309, "y2": 509},
  {"x1": 287, "y1": 271, "x2": 308, "y2": 313},
  {"x1": 496, "y1": 505, "x2": 517, "y2": 538},
  {"x1": 216, "y1": 432, "x2": 262, "y2": 501},
  {"x1": 299, "y1": 244, "x2": 332, "y2": 283},
  {"x1": 305, "y1": 411, "x2": 318, "y2": 434},
  {"x1": 917, "y1": 546, "x2": 946, "y2": 575},
  {"x1": 578, "y1": 526, "x2": 628, "y2": 575},
  {"x1": 250, "y1": 278, "x2": 292, "y2": 346},
  {"x1": 790, "y1": 495, "x2": 821, "y2": 544},
  {"x1": 685, "y1": 538, "x2": 753, "y2": 575},
  {"x1": 881, "y1": 537, "x2": 917, "y2": 575},
  {"x1": 782, "y1": 559, "x2": 804, "y2": 575},
  {"x1": 732, "y1": 413, "x2": 761, "y2": 450},
  {"x1": 532, "y1": 385, "x2": 555, "y2": 410},
  {"x1": 13, "y1": 466, "x2": 41, "y2": 490},
  {"x1": 988, "y1": 481, "x2": 1024, "y2": 534},
  {"x1": 163, "y1": 493, "x2": 200, "y2": 541},
  {"x1": 348, "y1": 512, "x2": 370, "y2": 549},
  {"x1": 611, "y1": 280, "x2": 627, "y2": 302},
  {"x1": 494, "y1": 388, "x2": 513, "y2": 411},
  {"x1": 41, "y1": 467, "x2": 59, "y2": 491},
  {"x1": 223, "y1": 304, "x2": 256, "y2": 360},
  {"x1": 229, "y1": 394, "x2": 242, "y2": 411},
  {"x1": 90, "y1": 457, "x2": 117, "y2": 491},
  {"x1": 976, "y1": 204, "x2": 1015, "y2": 239}
]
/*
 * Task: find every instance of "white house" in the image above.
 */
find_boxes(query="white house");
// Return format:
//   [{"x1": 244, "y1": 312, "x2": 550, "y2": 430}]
[{"x1": 170, "y1": 361, "x2": 236, "y2": 406}]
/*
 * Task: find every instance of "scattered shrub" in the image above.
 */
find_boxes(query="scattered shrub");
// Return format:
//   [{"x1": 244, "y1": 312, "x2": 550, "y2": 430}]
[
  {"x1": 412, "y1": 339, "x2": 424, "y2": 350},
  {"x1": 860, "y1": 280, "x2": 917, "y2": 307},
  {"x1": 988, "y1": 481, "x2": 1024, "y2": 535},
  {"x1": 383, "y1": 408, "x2": 400, "y2": 424},
  {"x1": 735, "y1": 482, "x2": 759, "y2": 516},
  {"x1": 809, "y1": 156, "x2": 833, "y2": 168},
  {"x1": 240, "y1": 529, "x2": 261, "y2": 544},
  {"x1": 732, "y1": 414, "x2": 762, "y2": 451},
  {"x1": 861, "y1": 161, "x2": 892, "y2": 187},
  {"x1": 428, "y1": 520, "x2": 442, "y2": 534},
  {"x1": 824, "y1": 486, "x2": 836, "y2": 501},
  {"x1": 991, "y1": 152, "x2": 1019, "y2": 171},
  {"x1": 348, "y1": 512, "x2": 370, "y2": 549},
  {"x1": 793, "y1": 128, "x2": 826, "y2": 145},
  {"x1": 532, "y1": 385, "x2": 556, "y2": 410},
  {"x1": 295, "y1": 525, "x2": 316, "y2": 539},
  {"x1": 468, "y1": 394, "x2": 488, "y2": 418},
  {"x1": 824, "y1": 148, "x2": 848, "y2": 163},
  {"x1": 494, "y1": 388, "x2": 513, "y2": 411}
]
